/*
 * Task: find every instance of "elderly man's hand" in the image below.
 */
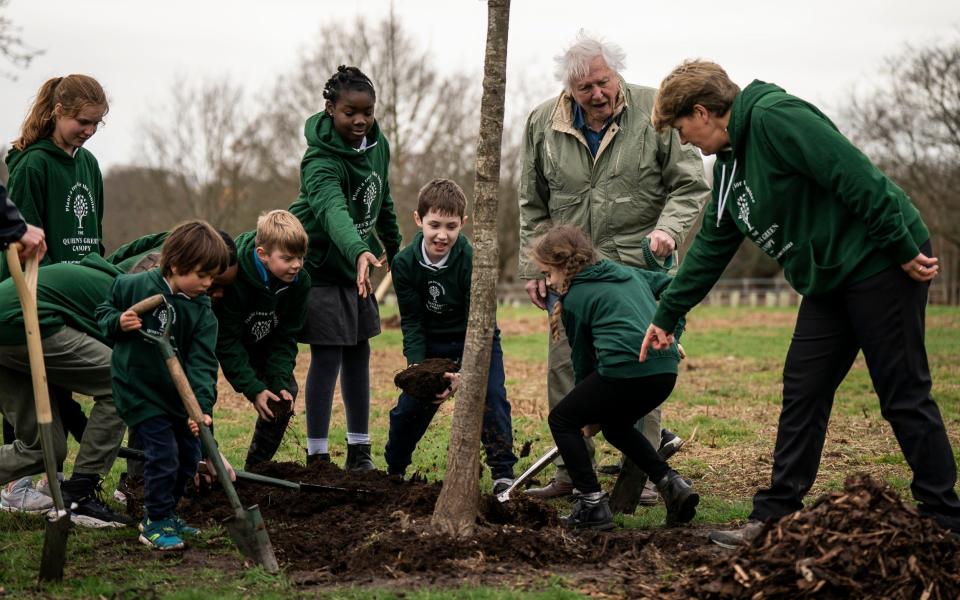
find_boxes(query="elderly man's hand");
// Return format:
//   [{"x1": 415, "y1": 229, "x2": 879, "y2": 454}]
[
  {"x1": 646, "y1": 230, "x2": 676, "y2": 258},
  {"x1": 525, "y1": 279, "x2": 548, "y2": 310}
]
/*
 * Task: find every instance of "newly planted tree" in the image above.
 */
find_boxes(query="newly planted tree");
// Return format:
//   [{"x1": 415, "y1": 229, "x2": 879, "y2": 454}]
[{"x1": 431, "y1": 0, "x2": 510, "y2": 536}]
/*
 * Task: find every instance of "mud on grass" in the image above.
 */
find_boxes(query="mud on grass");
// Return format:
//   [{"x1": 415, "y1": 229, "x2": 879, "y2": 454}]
[{"x1": 122, "y1": 460, "x2": 724, "y2": 594}]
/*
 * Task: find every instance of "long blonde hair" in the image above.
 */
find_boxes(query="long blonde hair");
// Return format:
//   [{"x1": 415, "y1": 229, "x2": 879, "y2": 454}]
[
  {"x1": 528, "y1": 224, "x2": 598, "y2": 342},
  {"x1": 13, "y1": 75, "x2": 108, "y2": 150}
]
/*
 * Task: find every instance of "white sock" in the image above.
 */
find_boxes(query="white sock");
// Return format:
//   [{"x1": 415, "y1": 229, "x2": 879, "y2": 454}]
[
  {"x1": 346, "y1": 432, "x2": 370, "y2": 445},
  {"x1": 307, "y1": 438, "x2": 328, "y2": 455}
]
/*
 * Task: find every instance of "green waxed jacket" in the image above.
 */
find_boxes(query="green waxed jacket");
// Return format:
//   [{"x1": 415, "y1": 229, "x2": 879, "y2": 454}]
[
  {"x1": 289, "y1": 112, "x2": 402, "y2": 286},
  {"x1": 517, "y1": 80, "x2": 710, "y2": 279}
]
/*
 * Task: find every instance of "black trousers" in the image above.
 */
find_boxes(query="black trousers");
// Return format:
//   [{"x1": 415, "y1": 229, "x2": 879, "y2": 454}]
[
  {"x1": 752, "y1": 243, "x2": 960, "y2": 521},
  {"x1": 549, "y1": 371, "x2": 676, "y2": 494}
]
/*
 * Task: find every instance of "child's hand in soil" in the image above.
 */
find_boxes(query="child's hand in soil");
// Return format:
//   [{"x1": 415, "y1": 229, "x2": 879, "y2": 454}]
[
  {"x1": 434, "y1": 372, "x2": 461, "y2": 403},
  {"x1": 581, "y1": 423, "x2": 601, "y2": 438},
  {"x1": 279, "y1": 389, "x2": 295, "y2": 414},
  {"x1": 188, "y1": 414, "x2": 213, "y2": 437},
  {"x1": 254, "y1": 389, "x2": 280, "y2": 421},
  {"x1": 119, "y1": 310, "x2": 142, "y2": 332},
  {"x1": 195, "y1": 451, "x2": 237, "y2": 488}
]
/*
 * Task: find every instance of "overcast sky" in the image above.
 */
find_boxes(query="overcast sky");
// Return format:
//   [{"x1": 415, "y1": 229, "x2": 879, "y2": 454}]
[{"x1": 2, "y1": 0, "x2": 959, "y2": 170}]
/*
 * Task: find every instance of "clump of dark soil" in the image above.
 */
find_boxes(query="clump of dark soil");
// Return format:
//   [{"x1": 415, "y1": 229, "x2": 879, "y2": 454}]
[
  {"x1": 676, "y1": 474, "x2": 960, "y2": 599},
  {"x1": 393, "y1": 358, "x2": 460, "y2": 402},
  {"x1": 265, "y1": 397, "x2": 293, "y2": 421}
]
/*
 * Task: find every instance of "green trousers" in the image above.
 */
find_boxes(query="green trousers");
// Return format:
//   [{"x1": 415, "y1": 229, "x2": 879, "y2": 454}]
[
  {"x1": 548, "y1": 320, "x2": 661, "y2": 485},
  {"x1": 0, "y1": 327, "x2": 125, "y2": 483}
]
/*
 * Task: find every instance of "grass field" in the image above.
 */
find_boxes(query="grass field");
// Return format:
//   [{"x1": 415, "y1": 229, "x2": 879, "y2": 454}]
[{"x1": 1, "y1": 304, "x2": 958, "y2": 598}]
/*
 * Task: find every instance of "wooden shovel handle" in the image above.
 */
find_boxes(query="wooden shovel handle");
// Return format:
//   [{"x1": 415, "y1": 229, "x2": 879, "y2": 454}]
[
  {"x1": 129, "y1": 293, "x2": 164, "y2": 315},
  {"x1": 5, "y1": 244, "x2": 50, "y2": 424},
  {"x1": 165, "y1": 356, "x2": 206, "y2": 424}
]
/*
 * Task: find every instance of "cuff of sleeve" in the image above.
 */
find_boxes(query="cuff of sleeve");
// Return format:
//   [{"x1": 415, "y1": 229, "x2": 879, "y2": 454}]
[
  {"x1": 243, "y1": 382, "x2": 268, "y2": 403},
  {"x1": 886, "y1": 235, "x2": 921, "y2": 266},
  {"x1": 652, "y1": 308, "x2": 681, "y2": 334}
]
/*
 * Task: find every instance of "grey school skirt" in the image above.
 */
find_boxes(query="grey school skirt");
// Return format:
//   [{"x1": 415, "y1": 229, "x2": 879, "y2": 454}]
[{"x1": 298, "y1": 284, "x2": 381, "y2": 346}]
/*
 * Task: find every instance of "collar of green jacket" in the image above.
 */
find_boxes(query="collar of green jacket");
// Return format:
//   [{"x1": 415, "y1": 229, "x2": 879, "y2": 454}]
[
  {"x1": 569, "y1": 259, "x2": 632, "y2": 288},
  {"x1": 5, "y1": 138, "x2": 79, "y2": 170},
  {"x1": 411, "y1": 230, "x2": 469, "y2": 271},
  {"x1": 723, "y1": 80, "x2": 786, "y2": 159},
  {"x1": 303, "y1": 111, "x2": 383, "y2": 160}
]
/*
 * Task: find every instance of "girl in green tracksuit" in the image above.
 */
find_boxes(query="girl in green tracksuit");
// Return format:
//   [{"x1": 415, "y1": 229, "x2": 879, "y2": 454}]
[{"x1": 288, "y1": 66, "x2": 402, "y2": 471}]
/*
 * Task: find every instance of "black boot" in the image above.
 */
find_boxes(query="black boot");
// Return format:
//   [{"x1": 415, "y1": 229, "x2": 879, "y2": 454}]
[
  {"x1": 61, "y1": 475, "x2": 133, "y2": 528},
  {"x1": 345, "y1": 444, "x2": 375, "y2": 472},
  {"x1": 561, "y1": 492, "x2": 614, "y2": 531},
  {"x1": 656, "y1": 470, "x2": 699, "y2": 526},
  {"x1": 305, "y1": 451, "x2": 330, "y2": 466}
]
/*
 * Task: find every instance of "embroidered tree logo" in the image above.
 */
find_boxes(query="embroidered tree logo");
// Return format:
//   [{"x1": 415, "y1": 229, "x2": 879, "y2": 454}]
[
  {"x1": 157, "y1": 307, "x2": 168, "y2": 332},
  {"x1": 428, "y1": 283, "x2": 441, "y2": 303},
  {"x1": 251, "y1": 320, "x2": 272, "y2": 341},
  {"x1": 737, "y1": 195, "x2": 753, "y2": 232},
  {"x1": 73, "y1": 193, "x2": 89, "y2": 234},
  {"x1": 363, "y1": 183, "x2": 376, "y2": 217}
]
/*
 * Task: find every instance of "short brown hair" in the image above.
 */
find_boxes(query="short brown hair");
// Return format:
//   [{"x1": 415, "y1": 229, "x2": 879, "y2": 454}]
[
  {"x1": 416, "y1": 178, "x2": 467, "y2": 219},
  {"x1": 160, "y1": 220, "x2": 231, "y2": 278},
  {"x1": 652, "y1": 60, "x2": 740, "y2": 132},
  {"x1": 255, "y1": 210, "x2": 308, "y2": 255}
]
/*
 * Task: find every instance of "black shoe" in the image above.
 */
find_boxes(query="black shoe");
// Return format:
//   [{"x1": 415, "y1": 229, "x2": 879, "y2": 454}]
[
  {"x1": 659, "y1": 429, "x2": 684, "y2": 460},
  {"x1": 598, "y1": 463, "x2": 622, "y2": 475},
  {"x1": 924, "y1": 511, "x2": 960, "y2": 536},
  {"x1": 306, "y1": 451, "x2": 331, "y2": 466},
  {"x1": 62, "y1": 477, "x2": 133, "y2": 529},
  {"x1": 345, "y1": 444, "x2": 375, "y2": 472},
  {"x1": 656, "y1": 470, "x2": 699, "y2": 526},
  {"x1": 562, "y1": 493, "x2": 615, "y2": 531}
]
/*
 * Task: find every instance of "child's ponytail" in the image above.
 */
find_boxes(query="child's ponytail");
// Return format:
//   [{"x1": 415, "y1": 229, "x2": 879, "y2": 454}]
[
  {"x1": 528, "y1": 224, "x2": 598, "y2": 342},
  {"x1": 13, "y1": 75, "x2": 108, "y2": 150}
]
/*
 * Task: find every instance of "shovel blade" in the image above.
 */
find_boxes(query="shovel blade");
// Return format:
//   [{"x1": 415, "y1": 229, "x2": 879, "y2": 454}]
[
  {"x1": 223, "y1": 505, "x2": 279, "y2": 574},
  {"x1": 38, "y1": 509, "x2": 71, "y2": 582}
]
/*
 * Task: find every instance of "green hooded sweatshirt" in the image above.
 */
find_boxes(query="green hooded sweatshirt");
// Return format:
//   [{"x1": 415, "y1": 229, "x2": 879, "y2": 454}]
[
  {"x1": 562, "y1": 260, "x2": 683, "y2": 383},
  {"x1": 654, "y1": 81, "x2": 929, "y2": 332},
  {"x1": 97, "y1": 269, "x2": 219, "y2": 427},
  {"x1": 0, "y1": 253, "x2": 123, "y2": 345},
  {"x1": 288, "y1": 112, "x2": 402, "y2": 286},
  {"x1": 106, "y1": 231, "x2": 169, "y2": 272},
  {"x1": 392, "y1": 231, "x2": 473, "y2": 364},
  {"x1": 4, "y1": 139, "x2": 105, "y2": 270},
  {"x1": 214, "y1": 231, "x2": 311, "y2": 402}
]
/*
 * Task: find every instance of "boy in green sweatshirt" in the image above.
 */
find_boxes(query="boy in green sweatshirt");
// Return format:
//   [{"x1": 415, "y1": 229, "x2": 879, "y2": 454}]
[
  {"x1": 97, "y1": 221, "x2": 230, "y2": 551},
  {"x1": 215, "y1": 210, "x2": 310, "y2": 469},
  {"x1": 384, "y1": 179, "x2": 517, "y2": 493}
]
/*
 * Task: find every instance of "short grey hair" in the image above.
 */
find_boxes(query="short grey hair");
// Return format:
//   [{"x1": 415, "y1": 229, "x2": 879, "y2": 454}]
[{"x1": 554, "y1": 30, "x2": 627, "y2": 92}]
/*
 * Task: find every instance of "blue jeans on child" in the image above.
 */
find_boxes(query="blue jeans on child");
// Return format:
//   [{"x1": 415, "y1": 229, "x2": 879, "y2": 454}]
[
  {"x1": 133, "y1": 415, "x2": 201, "y2": 520},
  {"x1": 385, "y1": 332, "x2": 517, "y2": 480}
]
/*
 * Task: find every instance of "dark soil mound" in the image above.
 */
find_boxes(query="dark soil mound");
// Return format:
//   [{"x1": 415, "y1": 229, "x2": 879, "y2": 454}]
[
  {"x1": 677, "y1": 474, "x2": 960, "y2": 599},
  {"x1": 393, "y1": 358, "x2": 460, "y2": 402}
]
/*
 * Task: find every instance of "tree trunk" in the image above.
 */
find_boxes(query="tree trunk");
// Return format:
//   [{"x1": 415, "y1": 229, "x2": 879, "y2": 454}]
[{"x1": 431, "y1": 0, "x2": 510, "y2": 536}]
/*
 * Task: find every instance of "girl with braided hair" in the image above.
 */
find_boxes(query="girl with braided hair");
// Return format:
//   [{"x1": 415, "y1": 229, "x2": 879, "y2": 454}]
[
  {"x1": 289, "y1": 65, "x2": 402, "y2": 471},
  {"x1": 529, "y1": 224, "x2": 696, "y2": 530}
]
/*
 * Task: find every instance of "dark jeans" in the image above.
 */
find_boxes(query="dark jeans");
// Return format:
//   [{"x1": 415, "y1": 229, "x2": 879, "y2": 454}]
[
  {"x1": 133, "y1": 414, "x2": 201, "y2": 521},
  {"x1": 752, "y1": 242, "x2": 960, "y2": 521},
  {"x1": 245, "y1": 375, "x2": 298, "y2": 469},
  {"x1": 385, "y1": 332, "x2": 517, "y2": 480},
  {"x1": 549, "y1": 371, "x2": 676, "y2": 495}
]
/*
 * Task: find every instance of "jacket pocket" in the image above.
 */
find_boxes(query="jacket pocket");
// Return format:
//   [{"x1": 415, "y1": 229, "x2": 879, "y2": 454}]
[
  {"x1": 610, "y1": 196, "x2": 663, "y2": 235},
  {"x1": 548, "y1": 193, "x2": 585, "y2": 225}
]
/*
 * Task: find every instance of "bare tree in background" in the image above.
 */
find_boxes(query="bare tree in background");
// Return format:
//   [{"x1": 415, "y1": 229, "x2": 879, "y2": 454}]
[
  {"x1": 845, "y1": 32, "x2": 960, "y2": 304},
  {"x1": 431, "y1": 0, "x2": 510, "y2": 536},
  {"x1": 0, "y1": 0, "x2": 42, "y2": 80}
]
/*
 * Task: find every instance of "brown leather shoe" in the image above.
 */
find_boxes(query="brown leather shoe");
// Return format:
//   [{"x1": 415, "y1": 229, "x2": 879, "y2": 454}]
[
  {"x1": 524, "y1": 479, "x2": 575, "y2": 499},
  {"x1": 637, "y1": 480, "x2": 660, "y2": 506}
]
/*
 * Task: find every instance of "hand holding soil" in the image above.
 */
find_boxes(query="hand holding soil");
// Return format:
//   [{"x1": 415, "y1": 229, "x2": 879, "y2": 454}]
[{"x1": 394, "y1": 358, "x2": 461, "y2": 404}]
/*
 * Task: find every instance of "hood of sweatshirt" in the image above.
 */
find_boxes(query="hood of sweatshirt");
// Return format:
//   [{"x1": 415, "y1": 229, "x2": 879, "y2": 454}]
[
  {"x1": 5, "y1": 138, "x2": 77, "y2": 171},
  {"x1": 302, "y1": 112, "x2": 383, "y2": 161},
  {"x1": 569, "y1": 259, "x2": 633, "y2": 287},
  {"x1": 723, "y1": 80, "x2": 785, "y2": 160}
]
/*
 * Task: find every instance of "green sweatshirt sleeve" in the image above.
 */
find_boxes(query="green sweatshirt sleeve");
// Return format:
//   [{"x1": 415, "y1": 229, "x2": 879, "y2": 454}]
[
  {"x1": 185, "y1": 310, "x2": 220, "y2": 416},
  {"x1": 635, "y1": 269, "x2": 686, "y2": 341},
  {"x1": 107, "y1": 232, "x2": 169, "y2": 265},
  {"x1": 654, "y1": 128, "x2": 712, "y2": 247},
  {"x1": 375, "y1": 179, "x2": 402, "y2": 264},
  {"x1": 301, "y1": 157, "x2": 370, "y2": 265},
  {"x1": 517, "y1": 112, "x2": 552, "y2": 280},
  {"x1": 7, "y1": 165, "x2": 54, "y2": 266},
  {"x1": 214, "y1": 293, "x2": 267, "y2": 402},
  {"x1": 653, "y1": 189, "x2": 745, "y2": 332},
  {"x1": 262, "y1": 278, "x2": 310, "y2": 394},
  {"x1": 757, "y1": 102, "x2": 920, "y2": 265},
  {"x1": 562, "y1": 300, "x2": 596, "y2": 385},
  {"x1": 96, "y1": 280, "x2": 126, "y2": 341},
  {"x1": 394, "y1": 259, "x2": 427, "y2": 365}
]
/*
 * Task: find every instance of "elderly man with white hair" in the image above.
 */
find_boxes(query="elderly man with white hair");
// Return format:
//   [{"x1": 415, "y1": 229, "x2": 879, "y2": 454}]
[{"x1": 518, "y1": 32, "x2": 710, "y2": 510}]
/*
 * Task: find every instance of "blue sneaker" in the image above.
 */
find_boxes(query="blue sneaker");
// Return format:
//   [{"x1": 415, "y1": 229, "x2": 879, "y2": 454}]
[
  {"x1": 173, "y1": 516, "x2": 200, "y2": 536},
  {"x1": 138, "y1": 518, "x2": 185, "y2": 551}
]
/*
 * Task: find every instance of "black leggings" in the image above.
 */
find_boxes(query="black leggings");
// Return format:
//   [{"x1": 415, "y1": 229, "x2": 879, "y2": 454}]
[{"x1": 549, "y1": 371, "x2": 676, "y2": 494}]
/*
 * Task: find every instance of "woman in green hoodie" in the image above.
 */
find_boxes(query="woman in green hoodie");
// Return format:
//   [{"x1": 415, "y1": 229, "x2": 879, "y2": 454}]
[
  {"x1": 530, "y1": 225, "x2": 698, "y2": 531},
  {"x1": 2, "y1": 74, "x2": 109, "y2": 500},
  {"x1": 289, "y1": 66, "x2": 402, "y2": 471},
  {"x1": 642, "y1": 60, "x2": 960, "y2": 546}
]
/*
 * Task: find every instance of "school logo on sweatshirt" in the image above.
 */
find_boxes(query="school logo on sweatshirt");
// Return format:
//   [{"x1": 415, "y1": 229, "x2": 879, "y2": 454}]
[
  {"x1": 733, "y1": 181, "x2": 794, "y2": 261},
  {"x1": 65, "y1": 182, "x2": 96, "y2": 235},
  {"x1": 426, "y1": 281, "x2": 446, "y2": 314},
  {"x1": 352, "y1": 172, "x2": 383, "y2": 239},
  {"x1": 245, "y1": 312, "x2": 278, "y2": 342},
  {"x1": 144, "y1": 304, "x2": 176, "y2": 337}
]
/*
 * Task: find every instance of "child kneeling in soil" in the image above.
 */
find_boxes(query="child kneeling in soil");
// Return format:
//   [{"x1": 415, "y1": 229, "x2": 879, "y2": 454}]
[
  {"x1": 215, "y1": 210, "x2": 310, "y2": 470},
  {"x1": 97, "y1": 221, "x2": 231, "y2": 550},
  {"x1": 385, "y1": 178, "x2": 517, "y2": 493},
  {"x1": 529, "y1": 224, "x2": 697, "y2": 530}
]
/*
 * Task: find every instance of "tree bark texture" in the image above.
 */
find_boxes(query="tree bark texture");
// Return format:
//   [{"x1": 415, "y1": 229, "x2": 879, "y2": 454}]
[{"x1": 431, "y1": 0, "x2": 511, "y2": 536}]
